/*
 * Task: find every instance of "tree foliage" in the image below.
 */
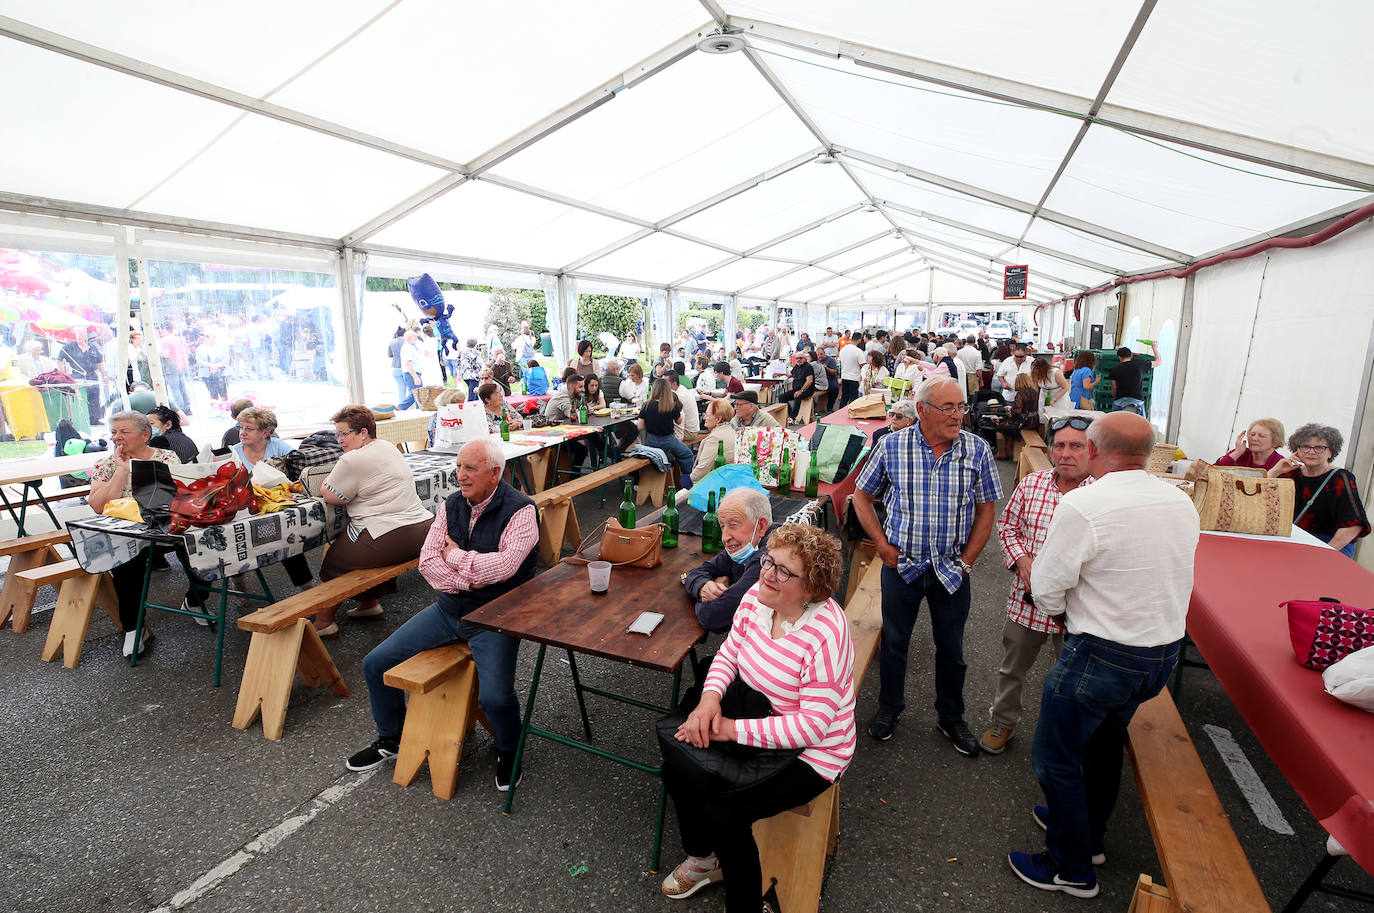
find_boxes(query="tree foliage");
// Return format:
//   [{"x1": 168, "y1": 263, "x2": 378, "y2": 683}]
[
  {"x1": 738, "y1": 309, "x2": 769, "y2": 332},
  {"x1": 486, "y1": 288, "x2": 529, "y2": 350},
  {"x1": 676, "y1": 307, "x2": 722, "y2": 338},
  {"x1": 577, "y1": 294, "x2": 643, "y2": 356}
]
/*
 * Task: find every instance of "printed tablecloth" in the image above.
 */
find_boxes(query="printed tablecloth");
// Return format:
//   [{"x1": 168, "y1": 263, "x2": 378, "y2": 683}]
[{"x1": 67, "y1": 453, "x2": 457, "y2": 580}]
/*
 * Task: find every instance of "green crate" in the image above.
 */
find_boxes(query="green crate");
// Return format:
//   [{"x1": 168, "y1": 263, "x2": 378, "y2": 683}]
[
  {"x1": 1073, "y1": 349, "x2": 1154, "y2": 413},
  {"x1": 38, "y1": 388, "x2": 89, "y2": 435}
]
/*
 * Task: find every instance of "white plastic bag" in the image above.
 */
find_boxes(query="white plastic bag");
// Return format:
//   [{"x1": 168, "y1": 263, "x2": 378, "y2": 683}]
[
  {"x1": 432, "y1": 400, "x2": 491, "y2": 453},
  {"x1": 251, "y1": 461, "x2": 290, "y2": 488},
  {"x1": 1323, "y1": 645, "x2": 1374, "y2": 713}
]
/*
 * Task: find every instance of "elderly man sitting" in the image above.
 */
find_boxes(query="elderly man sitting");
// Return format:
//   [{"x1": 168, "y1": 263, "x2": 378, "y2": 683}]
[
  {"x1": 345, "y1": 439, "x2": 539, "y2": 792},
  {"x1": 682, "y1": 489, "x2": 775, "y2": 633}
]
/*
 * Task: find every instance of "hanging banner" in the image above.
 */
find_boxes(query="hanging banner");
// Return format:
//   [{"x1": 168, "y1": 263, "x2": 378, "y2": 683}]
[{"x1": 1003, "y1": 265, "x2": 1028, "y2": 300}]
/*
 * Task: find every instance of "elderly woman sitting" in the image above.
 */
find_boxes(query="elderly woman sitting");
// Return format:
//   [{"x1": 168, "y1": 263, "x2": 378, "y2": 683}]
[
  {"x1": 313, "y1": 406, "x2": 436, "y2": 636},
  {"x1": 87, "y1": 411, "x2": 183, "y2": 658},
  {"x1": 870, "y1": 398, "x2": 916, "y2": 449},
  {"x1": 1268, "y1": 423, "x2": 1370, "y2": 558},
  {"x1": 690, "y1": 399, "x2": 736, "y2": 485},
  {"x1": 477, "y1": 382, "x2": 526, "y2": 435},
  {"x1": 1216, "y1": 417, "x2": 1285, "y2": 470},
  {"x1": 232, "y1": 406, "x2": 317, "y2": 593},
  {"x1": 659, "y1": 524, "x2": 856, "y2": 911}
]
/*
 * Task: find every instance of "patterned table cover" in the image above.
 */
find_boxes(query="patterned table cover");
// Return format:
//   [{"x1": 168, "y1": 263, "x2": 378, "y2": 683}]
[{"x1": 66, "y1": 453, "x2": 458, "y2": 580}]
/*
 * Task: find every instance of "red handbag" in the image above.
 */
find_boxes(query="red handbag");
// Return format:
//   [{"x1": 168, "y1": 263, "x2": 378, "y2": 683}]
[
  {"x1": 1283, "y1": 598, "x2": 1374, "y2": 670},
  {"x1": 168, "y1": 461, "x2": 258, "y2": 533}
]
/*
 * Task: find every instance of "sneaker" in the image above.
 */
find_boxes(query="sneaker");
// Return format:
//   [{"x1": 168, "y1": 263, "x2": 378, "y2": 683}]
[
  {"x1": 980, "y1": 723, "x2": 1014, "y2": 754},
  {"x1": 660, "y1": 855, "x2": 723, "y2": 899},
  {"x1": 936, "y1": 719, "x2": 980, "y2": 757},
  {"x1": 346, "y1": 602, "x2": 384, "y2": 619},
  {"x1": 184, "y1": 598, "x2": 211, "y2": 627},
  {"x1": 495, "y1": 751, "x2": 524, "y2": 792},
  {"x1": 1008, "y1": 850, "x2": 1098, "y2": 899},
  {"x1": 867, "y1": 706, "x2": 901, "y2": 741},
  {"x1": 121, "y1": 631, "x2": 148, "y2": 657},
  {"x1": 346, "y1": 737, "x2": 399, "y2": 771},
  {"x1": 1032, "y1": 806, "x2": 1106, "y2": 865}
]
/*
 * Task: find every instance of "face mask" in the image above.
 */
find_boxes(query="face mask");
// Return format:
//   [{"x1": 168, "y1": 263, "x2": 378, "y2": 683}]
[{"x1": 726, "y1": 536, "x2": 759, "y2": 565}]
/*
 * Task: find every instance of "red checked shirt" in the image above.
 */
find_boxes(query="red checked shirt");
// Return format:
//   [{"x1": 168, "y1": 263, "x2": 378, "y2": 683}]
[
  {"x1": 418, "y1": 489, "x2": 539, "y2": 593},
  {"x1": 997, "y1": 468, "x2": 1093, "y2": 633}
]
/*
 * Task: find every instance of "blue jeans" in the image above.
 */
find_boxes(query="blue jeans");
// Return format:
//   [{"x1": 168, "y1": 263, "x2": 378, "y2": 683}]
[
  {"x1": 876, "y1": 566, "x2": 971, "y2": 723},
  {"x1": 397, "y1": 372, "x2": 418, "y2": 410},
  {"x1": 1314, "y1": 529, "x2": 1359, "y2": 558},
  {"x1": 1031, "y1": 633, "x2": 1179, "y2": 877},
  {"x1": 392, "y1": 368, "x2": 408, "y2": 403},
  {"x1": 645, "y1": 432, "x2": 696, "y2": 490},
  {"x1": 361, "y1": 602, "x2": 522, "y2": 753},
  {"x1": 1111, "y1": 397, "x2": 1145, "y2": 416}
]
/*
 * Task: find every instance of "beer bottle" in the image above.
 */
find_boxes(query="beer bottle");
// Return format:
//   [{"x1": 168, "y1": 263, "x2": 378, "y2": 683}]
[
  {"x1": 805, "y1": 448, "x2": 820, "y2": 497},
  {"x1": 618, "y1": 479, "x2": 636, "y2": 529},
  {"x1": 714, "y1": 439, "x2": 727, "y2": 470},
  {"x1": 661, "y1": 484, "x2": 679, "y2": 549},
  {"x1": 702, "y1": 490, "x2": 722, "y2": 554},
  {"x1": 499, "y1": 412, "x2": 510, "y2": 442},
  {"x1": 778, "y1": 443, "x2": 792, "y2": 492}
]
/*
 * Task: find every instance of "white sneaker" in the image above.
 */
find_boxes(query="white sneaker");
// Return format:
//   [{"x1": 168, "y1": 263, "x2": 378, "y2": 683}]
[
  {"x1": 121, "y1": 631, "x2": 147, "y2": 657},
  {"x1": 184, "y1": 598, "x2": 210, "y2": 626}
]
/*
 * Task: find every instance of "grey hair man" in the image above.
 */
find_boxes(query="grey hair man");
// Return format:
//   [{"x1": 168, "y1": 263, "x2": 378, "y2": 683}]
[
  {"x1": 1010, "y1": 412, "x2": 1197, "y2": 897},
  {"x1": 682, "y1": 488, "x2": 775, "y2": 633}
]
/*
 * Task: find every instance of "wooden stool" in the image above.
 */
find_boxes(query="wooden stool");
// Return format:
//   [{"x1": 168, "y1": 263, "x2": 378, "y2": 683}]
[
  {"x1": 383, "y1": 644, "x2": 488, "y2": 800},
  {"x1": 753, "y1": 784, "x2": 840, "y2": 913},
  {"x1": 9, "y1": 557, "x2": 88, "y2": 634},
  {"x1": 0, "y1": 530, "x2": 69, "y2": 631},
  {"x1": 795, "y1": 396, "x2": 815, "y2": 425},
  {"x1": 41, "y1": 571, "x2": 123, "y2": 669}
]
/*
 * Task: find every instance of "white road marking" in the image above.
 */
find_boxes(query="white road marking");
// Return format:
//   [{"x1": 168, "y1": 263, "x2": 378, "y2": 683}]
[
  {"x1": 1203, "y1": 724, "x2": 1294, "y2": 836},
  {"x1": 148, "y1": 768, "x2": 379, "y2": 912}
]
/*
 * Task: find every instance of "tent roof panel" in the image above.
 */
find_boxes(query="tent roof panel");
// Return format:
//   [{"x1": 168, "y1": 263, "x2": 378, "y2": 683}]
[
  {"x1": 137, "y1": 114, "x2": 445, "y2": 238},
  {"x1": 763, "y1": 51, "x2": 1080, "y2": 202},
  {"x1": 745, "y1": 265, "x2": 831, "y2": 298},
  {"x1": 0, "y1": 39, "x2": 240, "y2": 208},
  {"x1": 1020, "y1": 219, "x2": 1165, "y2": 276},
  {"x1": 270, "y1": 0, "x2": 709, "y2": 164},
  {"x1": 685, "y1": 258, "x2": 802, "y2": 294},
  {"x1": 488, "y1": 51, "x2": 818, "y2": 222},
  {"x1": 577, "y1": 232, "x2": 725, "y2": 285},
  {"x1": 722, "y1": 0, "x2": 1141, "y2": 97},
  {"x1": 852, "y1": 166, "x2": 1035, "y2": 239},
  {"x1": 1111, "y1": 0, "x2": 1374, "y2": 165},
  {"x1": 367, "y1": 181, "x2": 640, "y2": 271},
  {"x1": 668, "y1": 162, "x2": 859, "y2": 252},
  {"x1": 812, "y1": 234, "x2": 908, "y2": 272},
  {"x1": 752, "y1": 210, "x2": 888, "y2": 261},
  {"x1": 1043, "y1": 126, "x2": 1367, "y2": 257}
]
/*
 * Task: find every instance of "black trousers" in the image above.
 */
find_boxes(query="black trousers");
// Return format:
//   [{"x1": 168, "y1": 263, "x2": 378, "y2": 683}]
[
  {"x1": 665, "y1": 757, "x2": 829, "y2": 912},
  {"x1": 110, "y1": 548, "x2": 313, "y2": 631},
  {"x1": 837, "y1": 379, "x2": 860, "y2": 409}
]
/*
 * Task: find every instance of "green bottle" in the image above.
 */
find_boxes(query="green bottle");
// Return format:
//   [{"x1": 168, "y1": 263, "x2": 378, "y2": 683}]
[
  {"x1": 499, "y1": 412, "x2": 510, "y2": 442},
  {"x1": 749, "y1": 441, "x2": 759, "y2": 479},
  {"x1": 618, "y1": 479, "x2": 636, "y2": 529},
  {"x1": 779, "y1": 443, "x2": 792, "y2": 492},
  {"x1": 520, "y1": 375, "x2": 528, "y2": 395},
  {"x1": 805, "y1": 448, "x2": 820, "y2": 497},
  {"x1": 661, "y1": 484, "x2": 679, "y2": 549},
  {"x1": 577, "y1": 396, "x2": 588, "y2": 425},
  {"x1": 714, "y1": 439, "x2": 726, "y2": 470},
  {"x1": 701, "y1": 490, "x2": 722, "y2": 554}
]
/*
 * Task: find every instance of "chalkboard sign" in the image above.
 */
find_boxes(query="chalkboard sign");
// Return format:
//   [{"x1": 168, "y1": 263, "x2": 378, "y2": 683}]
[{"x1": 1003, "y1": 265, "x2": 1028, "y2": 300}]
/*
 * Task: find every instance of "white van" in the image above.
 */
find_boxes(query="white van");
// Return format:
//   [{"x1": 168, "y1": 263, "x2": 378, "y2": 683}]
[{"x1": 988, "y1": 320, "x2": 1014, "y2": 340}]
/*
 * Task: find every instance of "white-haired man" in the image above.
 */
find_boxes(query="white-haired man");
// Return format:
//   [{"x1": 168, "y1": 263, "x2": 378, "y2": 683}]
[
  {"x1": 346, "y1": 438, "x2": 539, "y2": 792},
  {"x1": 853, "y1": 377, "x2": 1002, "y2": 757},
  {"x1": 682, "y1": 488, "x2": 775, "y2": 633}
]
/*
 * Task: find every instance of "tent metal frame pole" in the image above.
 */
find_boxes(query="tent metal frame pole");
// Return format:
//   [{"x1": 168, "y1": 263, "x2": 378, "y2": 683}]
[
  {"x1": 1165, "y1": 273, "x2": 1195, "y2": 443},
  {"x1": 728, "y1": 15, "x2": 1374, "y2": 191},
  {"x1": 338, "y1": 248, "x2": 366, "y2": 405}
]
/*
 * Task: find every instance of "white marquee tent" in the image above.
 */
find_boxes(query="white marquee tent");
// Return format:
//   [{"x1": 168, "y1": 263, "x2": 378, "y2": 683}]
[{"x1": 3, "y1": 0, "x2": 1373, "y2": 558}]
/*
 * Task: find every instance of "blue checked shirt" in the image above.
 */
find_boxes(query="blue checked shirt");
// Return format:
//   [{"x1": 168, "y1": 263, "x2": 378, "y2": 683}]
[{"x1": 855, "y1": 424, "x2": 1003, "y2": 592}]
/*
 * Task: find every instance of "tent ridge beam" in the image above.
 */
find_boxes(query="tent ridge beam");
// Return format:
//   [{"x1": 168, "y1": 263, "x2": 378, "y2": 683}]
[
  {"x1": 843, "y1": 148, "x2": 1189, "y2": 262},
  {"x1": 899, "y1": 227, "x2": 1088, "y2": 291},
  {"x1": 728, "y1": 15, "x2": 1374, "y2": 191}
]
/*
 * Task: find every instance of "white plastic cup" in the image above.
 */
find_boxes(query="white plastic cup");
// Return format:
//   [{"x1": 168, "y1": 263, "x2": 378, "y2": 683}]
[{"x1": 588, "y1": 560, "x2": 612, "y2": 594}]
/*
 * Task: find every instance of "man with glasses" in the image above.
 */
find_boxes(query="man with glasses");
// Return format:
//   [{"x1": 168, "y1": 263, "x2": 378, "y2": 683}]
[
  {"x1": 996, "y1": 344, "x2": 1032, "y2": 402},
  {"x1": 852, "y1": 377, "x2": 1003, "y2": 756},
  {"x1": 980, "y1": 416, "x2": 1095, "y2": 756}
]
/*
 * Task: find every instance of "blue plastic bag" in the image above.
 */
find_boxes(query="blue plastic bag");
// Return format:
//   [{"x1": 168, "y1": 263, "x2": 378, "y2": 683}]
[{"x1": 687, "y1": 463, "x2": 767, "y2": 511}]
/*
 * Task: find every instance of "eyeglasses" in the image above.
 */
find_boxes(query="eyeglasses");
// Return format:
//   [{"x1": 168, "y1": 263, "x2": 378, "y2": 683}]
[
  {"x1": 1049, "y1": 416, "x2": 1093, "y2": 433},
  {"x1": 760, "y1": 555, "x2": 799, "y2": 584},
  {"x1": 922, "y1": 402, "x2": 972, "y2": 416},
  {"x1": 1296, "y1": 444, "x2": 1329, "y2": 453},
  {"x1": 336, "y1": 428, "x2": 363, "y2": 438}
]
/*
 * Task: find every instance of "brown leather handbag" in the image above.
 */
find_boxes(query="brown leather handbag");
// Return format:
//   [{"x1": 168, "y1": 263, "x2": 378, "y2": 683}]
[{"x1": 563, "y1": 518, "x2": 665, "y2": 568}]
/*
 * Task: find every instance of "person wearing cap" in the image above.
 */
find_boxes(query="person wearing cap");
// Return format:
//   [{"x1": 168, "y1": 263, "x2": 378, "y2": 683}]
[{"x1": 729, "y1": 390, "x2": 780, "y2": 430}]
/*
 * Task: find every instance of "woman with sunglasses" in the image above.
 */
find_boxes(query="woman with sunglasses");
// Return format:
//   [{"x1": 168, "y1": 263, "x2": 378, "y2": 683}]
[
  {"x1": 659, "y1": 524, "x2": 855, "y2": 910},
  {"x1": 871, "y1": 399, "x2": 917, "y2": 448},
  {"x1": 1268, "y1": 423, "x2": 1369, "y2": 557},
  {"x1": 313, "y1": 405, "x2": 435, "y2": 635}
]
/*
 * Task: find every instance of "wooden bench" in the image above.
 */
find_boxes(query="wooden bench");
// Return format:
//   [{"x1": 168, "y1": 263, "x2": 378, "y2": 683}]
[
  {"x1": 764, "y1": 403, "x2": 787, "y2": 426},
  {"x1": 1125, "y1": 687, "x2": 1271, "y2": 913},
  {"x1": 753, "y1": 547, "x2": 883, "y2": 913},
  {"x1": 41, "y1": 569, "x2": 124, "y2": 668},
  {"x1": 232, "y1": 560, "x2": 418, "y2": 740},
  {"x1": 383, "y1": 643, "x2": 491, "y2": 800},
  {"x1": 7, "y1": 557, "x2": 89, "y2": 635},
  {"x1": 529, "y1": 457, "x2": 651, "y2": 566},
  {"x1": 793, "y1": 395, "x2": 815, "y2": 426},
  {"x1": 0, "y1": 530, "x2": 71, "y2": 631},
  {"x1": 1016, "y1": 441, "x2": 1053, "y2": 483},
  {"x1": 1021, "y1": 429, "x2": 1048, "y2": 450}
]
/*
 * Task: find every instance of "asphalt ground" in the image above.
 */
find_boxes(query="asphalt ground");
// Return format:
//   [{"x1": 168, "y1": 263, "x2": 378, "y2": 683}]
[{"x1": 2, "y1": 459, "x2": 1372, "y2": 913}]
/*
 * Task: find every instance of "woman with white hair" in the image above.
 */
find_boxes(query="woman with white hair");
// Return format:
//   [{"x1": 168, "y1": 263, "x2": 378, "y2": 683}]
[{"x1": 871, "y1": 399, "x2": 917, "y2": 449}]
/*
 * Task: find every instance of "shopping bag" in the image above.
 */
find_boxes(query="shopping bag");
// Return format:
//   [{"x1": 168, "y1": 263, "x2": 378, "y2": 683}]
[
  {"x1": 131, "y1": 459, "x2": 176, "y2": 528},
  {"x1": 1284, "y1": 598, "x2": 1374, "y2": 670},
  {"x1": 1192, "y1": 469, "x2": 1293, "y2": 536},
  {"x1": 808, "y1": 425, "x2": 866, "y2": 483},
  {"x1": 1323, "y1": 645, "x2": 1374, "y2": 712},
  {"x1": 432, "y1": 401, "x2": 491, "y2": 453}
]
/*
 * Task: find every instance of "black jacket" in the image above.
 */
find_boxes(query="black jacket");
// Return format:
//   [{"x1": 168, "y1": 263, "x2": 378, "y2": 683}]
[{"x1": 682, "y1": 524, "x2": 778, "y2": 633}]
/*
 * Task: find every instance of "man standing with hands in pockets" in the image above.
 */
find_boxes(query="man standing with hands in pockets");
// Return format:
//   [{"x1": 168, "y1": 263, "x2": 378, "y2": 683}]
[{"x1": 852, "y1": 376, "x2": 1002, "y2": 757}]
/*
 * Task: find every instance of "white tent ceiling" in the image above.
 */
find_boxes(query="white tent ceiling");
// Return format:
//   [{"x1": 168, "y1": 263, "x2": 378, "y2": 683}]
[{"x1": 1, "y1": 0, "x2": 1370, "y2": 307}]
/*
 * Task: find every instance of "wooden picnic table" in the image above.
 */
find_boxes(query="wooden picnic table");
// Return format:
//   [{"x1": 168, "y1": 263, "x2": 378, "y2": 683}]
[
  {"x1": 464, "y1": 515, "x2": 704, "y2": 869},
  {"x1": 0, "y1": 450, "x2": 101, "y2": 535}
]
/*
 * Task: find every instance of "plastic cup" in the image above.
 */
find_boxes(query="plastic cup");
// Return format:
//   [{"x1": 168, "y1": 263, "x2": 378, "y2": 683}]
[{"x1": 588, "y1": 560, "x2": 612, "y2": 594}]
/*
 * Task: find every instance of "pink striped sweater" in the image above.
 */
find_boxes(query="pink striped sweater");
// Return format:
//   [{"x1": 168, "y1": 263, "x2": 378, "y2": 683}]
[{"x1": 703, "y1": 584, "x2": 857, "y2": 781}]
